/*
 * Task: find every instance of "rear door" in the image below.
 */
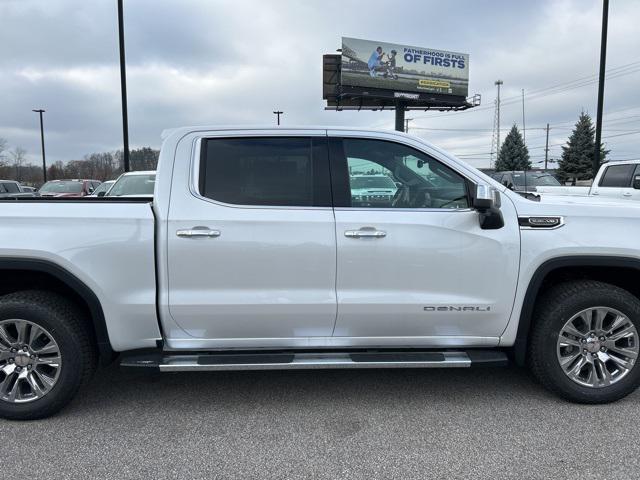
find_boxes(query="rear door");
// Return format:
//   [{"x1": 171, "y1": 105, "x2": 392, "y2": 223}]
[
  {"x1": 592, "y1": 164, "x2": 635, "y2": 199},
  {"x1": 620, "y1": 164, "x2": 640, "y2": 201},
  {"x1": 328, "y1": 134, "x2": 520, "y2": 343},
  {"x1": 165, "y1": 132, "x2": 337, "y2": 346}
]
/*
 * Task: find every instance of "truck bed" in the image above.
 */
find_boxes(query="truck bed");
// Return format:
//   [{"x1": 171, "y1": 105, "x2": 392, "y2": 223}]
[{"x1": 0, "y1": 199, "x2": 161, "y2": 351}]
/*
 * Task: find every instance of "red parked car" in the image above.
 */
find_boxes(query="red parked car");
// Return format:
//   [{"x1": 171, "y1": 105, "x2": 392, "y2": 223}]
[{"x1": 38, "y1": 179, "x2": 101, "y2": 197}]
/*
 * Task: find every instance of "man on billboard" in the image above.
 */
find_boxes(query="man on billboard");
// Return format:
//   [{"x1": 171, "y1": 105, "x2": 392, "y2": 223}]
[{"x1": 367, "y1": 46, "x2": 384, "y2": 77}]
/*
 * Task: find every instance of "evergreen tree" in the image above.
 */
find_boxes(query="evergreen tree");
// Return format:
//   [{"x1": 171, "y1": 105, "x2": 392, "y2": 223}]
[
  {"x1": 557, "y1": 112, "x2": 608, "y2": 181},
  {"x1": 495, "y1": 125, "x2": 530, "y2": 171}
]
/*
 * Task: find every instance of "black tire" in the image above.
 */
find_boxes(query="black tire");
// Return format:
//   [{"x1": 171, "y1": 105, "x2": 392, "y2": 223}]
[
  {"x1": 529, "y1": 280, "x2": 640, "y2": 404},
  {"x1": 0, "y1": 290, "x2": 97, "y2": 420}
]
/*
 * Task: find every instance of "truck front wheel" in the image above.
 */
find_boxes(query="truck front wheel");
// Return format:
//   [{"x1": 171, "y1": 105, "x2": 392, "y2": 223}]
[
  {"x1": 529, "y1": 280, "x2": 640, "y2": 403},
  {"x1": 0, "y1": 291, "x2": 97, "y2": 420}
]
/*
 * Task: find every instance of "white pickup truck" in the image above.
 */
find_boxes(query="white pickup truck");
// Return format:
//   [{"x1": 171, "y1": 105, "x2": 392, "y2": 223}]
[
  {"x1": 1, "y1": 126, "x2": 640, "y2": 420},
  {"x1": 536, "y1": 160, "x2": 640, "y2": 200}
]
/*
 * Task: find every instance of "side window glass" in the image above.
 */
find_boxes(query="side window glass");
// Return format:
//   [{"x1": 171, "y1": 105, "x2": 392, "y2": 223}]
[
  {"x1": 199, "y1": 137, "x2": 330, "y2": 207},
  {"x1": 343, "y1": 139, "x2": 469, "y2": 209},
  {"x1": 599, "y1": 165, "x2": 635, "y2": 188},
  {"x1": 0, "y1": 183, "x2": 6, "y2": 193},
  {"x1": 4, "y1": 182, "x2": 19, "y2": 193}
]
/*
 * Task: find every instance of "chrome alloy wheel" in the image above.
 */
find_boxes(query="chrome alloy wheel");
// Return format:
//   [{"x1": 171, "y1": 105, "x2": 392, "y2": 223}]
[
  {"x1": 557, "y1": 307, "x2": 639, "y2": 388},
  {"x1": 0, "y1": 319, "x2": 62, "y2": 403}
]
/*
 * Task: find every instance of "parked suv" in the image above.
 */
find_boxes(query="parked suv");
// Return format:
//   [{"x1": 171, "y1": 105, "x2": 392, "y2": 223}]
[
  {"x1": 0, "y1": 180, "x2": 38, "y2": 198},
  {"x1": 493, "y1": 170, "x2": 561, "y2": 193},
  {"x1": 350, "y1": 174, "x2": 398, "y2": 207}
]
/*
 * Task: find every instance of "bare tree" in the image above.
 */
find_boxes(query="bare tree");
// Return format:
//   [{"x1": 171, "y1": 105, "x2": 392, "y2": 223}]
[
  {"x1": 0, "y1": 137, "x2": 8, "y2": 167},
  {"x1": 9, "y1": 147, "x2": 27, "y2": 182}
]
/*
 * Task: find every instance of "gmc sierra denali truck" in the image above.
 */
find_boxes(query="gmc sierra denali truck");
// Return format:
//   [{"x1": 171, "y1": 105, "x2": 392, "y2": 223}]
[{"x1": 1, "y1": 127, "x2": 640, "y2": 420}]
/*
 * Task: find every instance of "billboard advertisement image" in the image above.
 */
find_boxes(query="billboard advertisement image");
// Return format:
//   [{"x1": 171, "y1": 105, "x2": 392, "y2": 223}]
[{"x1": 341, "y1": 37, "x2": 469, "y2": 97}]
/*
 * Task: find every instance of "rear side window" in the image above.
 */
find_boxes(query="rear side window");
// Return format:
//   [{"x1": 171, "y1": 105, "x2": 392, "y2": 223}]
[
  {"x1": 199, "y1": 137, "x2": 331, "y2": 207},
  {"x1": 3, "y1": 182, "x2": 19, "y2": 193},
  {"x1": 599, "y1": 164, "x2": 635, "y2": 187},
  {"x1": 0, "y1": 183, "x2": 7, "y2": 193}
]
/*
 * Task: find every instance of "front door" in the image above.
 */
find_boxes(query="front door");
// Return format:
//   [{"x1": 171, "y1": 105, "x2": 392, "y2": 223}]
[
  {"x1": 166, "y1": 133, "x2": 337, "y2": 346},
  {"x1": 328, "y1": 135, "x2": 520, "y2": 343}
]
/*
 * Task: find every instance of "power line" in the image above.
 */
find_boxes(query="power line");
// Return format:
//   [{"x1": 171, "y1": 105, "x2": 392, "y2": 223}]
[{"x1": 407, "y1": 60, "x2": 640, "y2": 122}]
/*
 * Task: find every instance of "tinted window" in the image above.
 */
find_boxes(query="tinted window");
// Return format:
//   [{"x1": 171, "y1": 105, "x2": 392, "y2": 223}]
[
  {"x1": 600, "y1": 164, "x2": 635, "y2": 187},
  {"x1": 340, "y1": 139, "x2": 469, "y2": 209},
  {"x1": 0, "y1": 183, "x2": 7, "y2": 193},
  {"x1": 3, "y1": 182, "x2": 19, "y2": 193},
  {"x1": 200, "y1": 137, "x2": 330, "y2": 207}
]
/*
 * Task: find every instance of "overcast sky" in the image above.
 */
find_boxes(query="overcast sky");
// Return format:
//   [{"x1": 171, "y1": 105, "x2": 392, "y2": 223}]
[{"x1": 1, "y1": 0, "x2": 639, "y2": 168}]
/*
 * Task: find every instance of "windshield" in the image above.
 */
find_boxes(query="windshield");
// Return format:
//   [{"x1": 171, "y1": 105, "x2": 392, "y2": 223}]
[
  {"x1": 350, "y1": 176, "x2": 396, "y2": 189},
  {"x1": 512, "y1": 172, "x2": 561, "y2": 187},
  {"x1": 39, "y1": 181, "x2": 83, "y2": 193},
  {"x1": 107, "y1": 174, "x2": 155, "y2": 196},
  {"x1": 92, "y1": 182, "x2": 113, "y2": 195}
]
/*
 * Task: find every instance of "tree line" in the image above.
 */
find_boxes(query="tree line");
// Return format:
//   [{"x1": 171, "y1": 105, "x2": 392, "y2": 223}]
[
  {"x1": 0, "y1": 140, "x2": 159, "y2": 187},
  {"x1": 494, "y1": 111, "x2": 608, "y2": 182}
]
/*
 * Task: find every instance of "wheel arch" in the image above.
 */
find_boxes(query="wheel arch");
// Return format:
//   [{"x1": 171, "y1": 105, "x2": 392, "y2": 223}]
[
  {"x1": 513, "y1": 255, "x2": 640, "y2": 366},
  {"x1": 0, "y1": 258, "x2": 114, "y2": 362}
]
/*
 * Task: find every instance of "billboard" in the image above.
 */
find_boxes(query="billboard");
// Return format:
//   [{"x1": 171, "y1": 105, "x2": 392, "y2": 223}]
[{"x1": 341, "y1": 37, "x2": 469, "y2": 97}]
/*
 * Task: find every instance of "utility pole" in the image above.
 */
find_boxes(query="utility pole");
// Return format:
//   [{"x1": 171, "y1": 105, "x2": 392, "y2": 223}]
[
  {"x1": 117, "y1": 0, "x2": 130, "y2": 172},
  {"x1": 273, "y1": 110, "x2": 283, "y2": 125},
  {"x1": 594, "y1": 0, "x2": 609, "y2": 177},
  {"x1": 32, "y1": 109, "x2": 47, "y2": 183},
  {"x1": 544, "y1": 123, "x2": 550, "y2": 171},
  {"x1": 404, "y1": 118, "x2": 413, "y2": 133},
  {"x1": 521, "y1": 89, "x2": 526, "y2": 144}
]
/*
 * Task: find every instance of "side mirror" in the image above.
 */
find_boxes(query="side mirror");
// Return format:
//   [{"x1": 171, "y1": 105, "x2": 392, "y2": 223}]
[
  {"x1": 473, "y1": 184, "x2": 504, "y2": 230},
  {"x1": 97, "y1": 191, "x2": 106, "y2": 197},
  {"x1": 634, "y1": 175, "x2": 640, "y2": 190}
]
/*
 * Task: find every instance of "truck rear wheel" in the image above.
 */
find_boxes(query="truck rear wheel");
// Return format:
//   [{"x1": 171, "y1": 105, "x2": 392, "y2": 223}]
[
  {"x1": 0, "y1": 291, "x2": 97, "y2": 420},
  {"x1": 529, "y1": 280, "x2": 640, "y2": 403}
]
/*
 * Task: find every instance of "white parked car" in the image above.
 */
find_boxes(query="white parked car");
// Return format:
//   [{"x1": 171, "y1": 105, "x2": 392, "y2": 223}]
[{"x1": 1, "y1": 126, "x2": 640, "y2": 419}]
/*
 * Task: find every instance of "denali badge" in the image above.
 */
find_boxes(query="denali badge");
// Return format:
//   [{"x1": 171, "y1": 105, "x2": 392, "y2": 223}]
[
  {"x1": 518, "y1": 216, "x2": 564, "y2": 229},
  {"x1": 424, "y1": 306, "x2": 491, "y2": 312}
]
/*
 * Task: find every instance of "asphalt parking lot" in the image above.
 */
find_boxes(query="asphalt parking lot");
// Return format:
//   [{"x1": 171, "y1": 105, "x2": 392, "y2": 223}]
[{"x1": 2, "y1": 364, "x2": 639, "y2": 479}]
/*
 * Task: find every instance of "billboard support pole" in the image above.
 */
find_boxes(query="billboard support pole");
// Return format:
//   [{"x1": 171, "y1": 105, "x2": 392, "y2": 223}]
[{"x1": 394, "y1": 102, "x2": 405, "y2": 133}]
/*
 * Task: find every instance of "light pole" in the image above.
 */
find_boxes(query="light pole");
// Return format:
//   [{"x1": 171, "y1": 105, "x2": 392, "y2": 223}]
[
  {"x1": 117, "y1": 0, "x2": 130, "y2": 172},
  {"x1": 594, "y1": 0, "x2": 609, "y2": 177},
  {"x1": 32, "y1": 109, "x2": 47, "y2": 182},
  {"x1": 273, "y1": 110, "x2": 283, "y2": 125}
]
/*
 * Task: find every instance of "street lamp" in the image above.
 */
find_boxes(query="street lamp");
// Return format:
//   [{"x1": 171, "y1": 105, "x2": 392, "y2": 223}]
[
  {"x1": 32, "y1": 109, "x2": 47, "y2": 183},
  {"x1": 117, "y1": 0, "x2": 130, "y2": 172}
]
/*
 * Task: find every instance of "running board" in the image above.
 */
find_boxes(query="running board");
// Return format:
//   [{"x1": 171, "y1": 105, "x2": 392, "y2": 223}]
[{"x1": 120, "y1": 350, "x2": 508, "y2": 372}]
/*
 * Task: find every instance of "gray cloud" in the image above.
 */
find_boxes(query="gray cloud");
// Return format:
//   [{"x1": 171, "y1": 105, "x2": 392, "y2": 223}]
[{"x1": 0, "y1": 0, "x2": 638, "y2": 167}]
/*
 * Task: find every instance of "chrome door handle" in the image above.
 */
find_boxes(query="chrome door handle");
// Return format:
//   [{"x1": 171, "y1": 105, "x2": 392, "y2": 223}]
[
  {"x1": 344, "y1": 228, "x2": 387, "y2": 238},
  {"x1": 623, "y1": 192, "x2": 633, "y2": 197},
  {"x1": 176, "y1": 228, "x2": 221, "y2": 238}
]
